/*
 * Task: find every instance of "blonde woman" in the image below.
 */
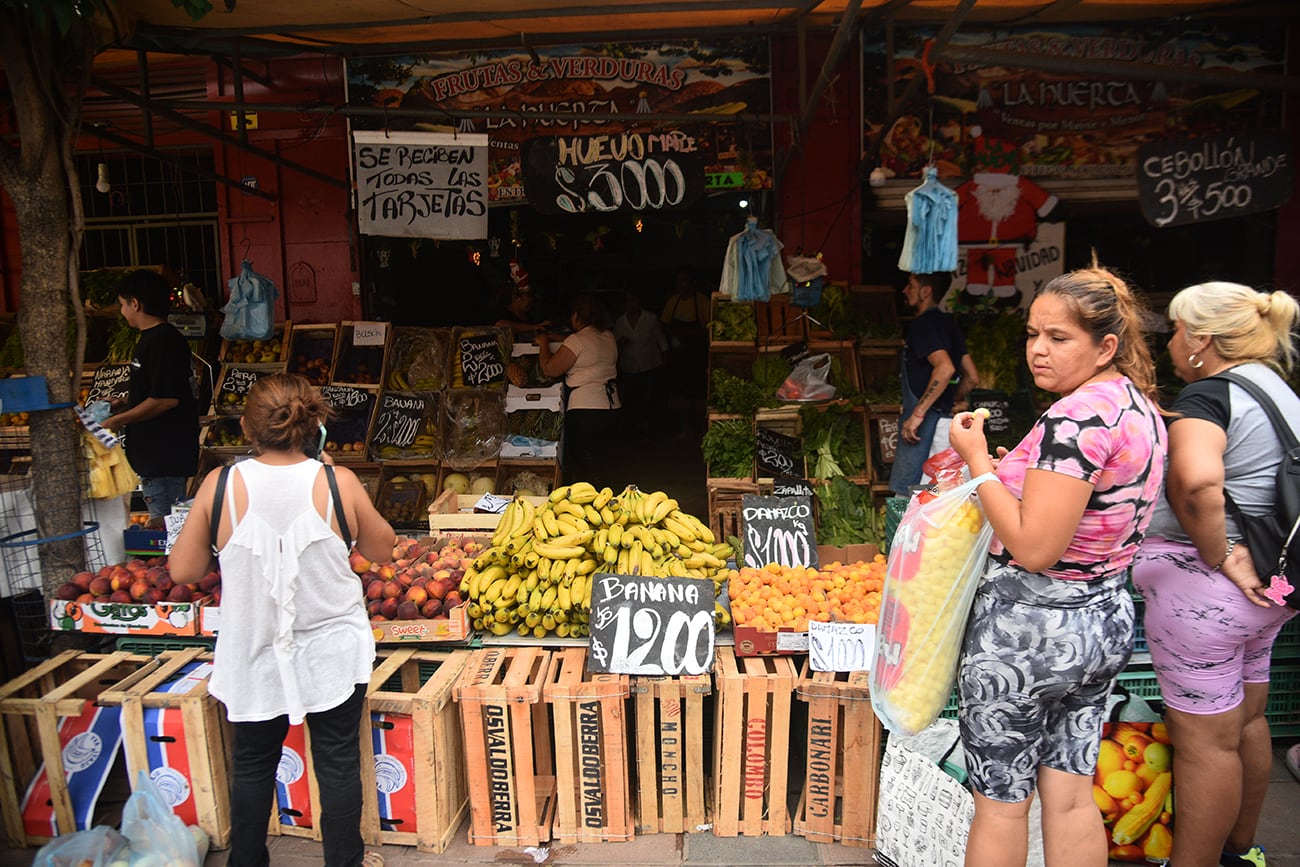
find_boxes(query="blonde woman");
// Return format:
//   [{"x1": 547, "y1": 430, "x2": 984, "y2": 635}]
[{"x1": 1133, "y1": 282, "x2": 1300, "y2": 867}]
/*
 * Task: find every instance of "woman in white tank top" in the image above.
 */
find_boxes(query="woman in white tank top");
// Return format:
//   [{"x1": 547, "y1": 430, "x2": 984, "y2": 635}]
[{"x1": 170, "y1": 373, "x2": 395, "y2": 867}]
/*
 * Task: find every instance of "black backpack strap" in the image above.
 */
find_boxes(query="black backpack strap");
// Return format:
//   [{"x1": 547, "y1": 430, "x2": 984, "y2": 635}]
[
  {"x1": 1211, "y1": 370, "x2": 1300, "y2": 449},
  {"x1": 209, "y1": 464, "x2": 233, "y2": 554},
  {"x1": 324, "y1": 463, "x2": 352, "y2": 549}
]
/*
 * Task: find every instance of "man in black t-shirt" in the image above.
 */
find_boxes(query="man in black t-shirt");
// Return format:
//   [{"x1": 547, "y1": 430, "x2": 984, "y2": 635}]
[
  {"x1": 889, "y1": 272, "x2": 980, "y2": 496},
  {"x1": 102, "y1": 270, "x2": 200, "y2": 526}
]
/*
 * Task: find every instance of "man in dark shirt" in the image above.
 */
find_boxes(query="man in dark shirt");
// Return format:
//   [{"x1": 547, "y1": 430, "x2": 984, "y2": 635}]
[
  {"x1": 102, "y1": 270, "x2": 200, "y2": 526},
  {"x1": 889, "y1": 271, "x2": 980, "y2": 497}
]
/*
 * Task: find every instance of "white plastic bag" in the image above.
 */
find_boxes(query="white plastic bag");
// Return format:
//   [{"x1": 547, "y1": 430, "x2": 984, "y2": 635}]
[
  {"x1": 220, "y1": 260, "x2": 277, "y2": 341},
  {"x1": 871, "y1": 472, "x2": 995, "y2": 736},
  {"x1": 775, "y1": 353, "x2": 836, "y2": 402},
  {"x1": 32, "y1": 825, "x2": 128, "y2": 867},
  {"x1": 120, "y1": 770, "x2": 200, "y2": 867}
]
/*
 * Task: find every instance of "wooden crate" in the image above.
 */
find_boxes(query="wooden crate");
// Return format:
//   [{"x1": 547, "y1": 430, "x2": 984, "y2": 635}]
[
  {"x1": 360, "y1": 648, "x2": 471, "y2": 853},
  {"x1": 211, "y1": 363, "x2": 284, "y2": 415},
  {"x1": 709, "y1": 293, "x2": 757, "y2": 349},
  {"x1": 497, "y1": 459, "x2": 560, "y2": 498},
  {"x1": 706, "y1": 478, "x2": 759, "y2": 544},
  {"x1": 792, "y1": 664, "x2": 883, "y2": 849},
  {"x1": 285, "y1": 323, "x2": 340, "y2": 387},
  {"x1": 754, "y1": 407, "x2": 804, "y2": 484},
  {"x1": 0, "y1": 651, "x2": 149, "y2": 847},
  {"x1": 543, "y1": 648, "x2": 633, "y2": 844},
  {"x1": 218, "y1": 321, "x2": 291, "y2": 364},
  {"x1": 858, "y1": 342, "x2": 903, "y2": 402},
  {"x1": 319, "y1": 384, "x2": 381, "y2": 462},
  {"x1": 97, "y1": 648, "x2": 232, "y2": 849},
  {"x1": 711, "y1": 647, "x2": 796, "y2": 837},
  {"x1": 333, "y1": 321, "x2": 391, "y2": 387},
  {"x1": 808, "y1": 339, "x2": 862, "y2": 395},
  {"x1": 453, "y1": 647, "x2": 556, "y2": 847},
  {"x1": 755, "y1": 294, "x2": 804, "y2": 343},
  {"x1": 630, "y1": 674, "x2": 711, "y2": 835}
]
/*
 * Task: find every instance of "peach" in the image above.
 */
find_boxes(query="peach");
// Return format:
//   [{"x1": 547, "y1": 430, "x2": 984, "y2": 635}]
[
  {"x1": 129, "y1": 579, "x2": 151, "y2": 602},
  {"x1": 109, "y1": 590, "x2": 132, "y2": 604},
  {"x1": 382, "y1": 581, "x2": 402, "y2": 599},
  {"x1": 76, "y1": 593, "x2": 94, "y2": 603},
  {"x1": 143, "y1": 587, "x2": 164, "y2": 605},
  {"x1": 89, "y1": 576, "x2": 112, "y2": 596},
  {"x1": 71, "y1": 571, "x2": 94, "y2": 591},
  {"x1": 167, "y1": 585, "x2": 194, "y2": 603},
  {"x1": 366, "y1": 600, "x2": 382, "y2": 618},
  {"x1": 198, "y1": 572, "x2": 221, "y2": 593},
  {"x1": 380, "y1": 598, "x2": 399, "y2": 619},
  {"x1": 155, "y1": 573, "x2": 174, "y2": 594},
  {"x1": 421, "y1": 598, "x2": 444, "y2": 619},
  {"x1": 396, "y1": 601, "x2": 420, "y2": 620},
  {"x1": 349, "y1": 551, "x2": 372, "y2": 574},
  {"x1": 442, "y1": 591, "x2": 463, "y2": 610},
  {"x1": 366, "y1": 580, "x2": 385, "y2": 601},
  {"x1": 55, "y1": 582, "x2": 81, "y2": 601},
  {"x1": 405, "y1": 586, "x2": 428, "y2": 606}
]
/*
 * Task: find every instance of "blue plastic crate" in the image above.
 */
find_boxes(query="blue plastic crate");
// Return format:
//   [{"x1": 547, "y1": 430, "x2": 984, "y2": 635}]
[{"x1": 0, "y1": 376, "x2": 51, "y2": 413}]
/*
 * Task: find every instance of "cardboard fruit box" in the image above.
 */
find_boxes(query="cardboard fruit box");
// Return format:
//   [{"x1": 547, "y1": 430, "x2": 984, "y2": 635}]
[
  {"x1": 362, "y1": 534, "x2": 489, "y2": 644},
  {"x1": 732, "y1": 624, "x2": 808, "y2": 657},
  {"x1": 49, "y1": 599, "x2": 201, "y2": 635}
]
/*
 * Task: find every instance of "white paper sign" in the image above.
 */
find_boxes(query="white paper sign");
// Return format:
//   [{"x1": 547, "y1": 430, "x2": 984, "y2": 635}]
[
  {"x1": 775, "y1": 631, "x2": 809, "y2": 652},
  {"x1": 353, "y1": 131, "x2": 489, "y2": 240},
  {"x1": 808, "y1": 620, "x2": 876, "y2": 672},
  {"x1": 352, "y1": 321, "x2": 388, "y2": 346},
  {"x1": 474, "y1": 493, "x2": 512, "y2": 514}
]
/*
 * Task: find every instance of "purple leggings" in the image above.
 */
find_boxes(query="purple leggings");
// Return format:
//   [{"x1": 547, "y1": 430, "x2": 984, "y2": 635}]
[{"x1": 1132, "y1": 538, "x2": 1297, "y2": 715}]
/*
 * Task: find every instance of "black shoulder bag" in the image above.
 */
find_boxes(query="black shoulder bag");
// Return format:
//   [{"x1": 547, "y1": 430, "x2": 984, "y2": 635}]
[
  {"x1": 209, "y1": 462, "x2": 351, "y2": 554},
  {"x1": 1209, "y1": 370, "x2": 1300, "y2": 608}
]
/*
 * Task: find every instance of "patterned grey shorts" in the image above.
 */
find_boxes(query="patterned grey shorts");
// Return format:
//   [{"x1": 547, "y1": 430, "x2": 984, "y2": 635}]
[{"x1": 957, "y1": 561, "x2": 1134, "y2": 802}]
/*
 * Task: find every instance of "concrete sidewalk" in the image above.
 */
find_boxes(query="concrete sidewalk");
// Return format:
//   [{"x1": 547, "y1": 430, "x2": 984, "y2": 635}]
[{"x1": 5, "y1": 741, "x2": 1295, "y2": 867}]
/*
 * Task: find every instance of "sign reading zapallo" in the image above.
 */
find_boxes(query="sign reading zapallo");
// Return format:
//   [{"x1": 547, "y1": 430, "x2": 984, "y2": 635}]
[{"x1": 347, "y1": 40, "x2": 773, "y2": 204}]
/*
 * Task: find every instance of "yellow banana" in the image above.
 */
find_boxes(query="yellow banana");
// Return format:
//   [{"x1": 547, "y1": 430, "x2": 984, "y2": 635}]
[
  {"x1": 603, "y1": 545, "x2": 618, "y2": 565},
  {"x1": 556, "y1": 622, "x2": 571, "y2": 638},
  {"x1": 532, "y1": 517, "x2": 551, "y2": 540},
  {"x1": 549, "y1": 485, "x2": 571, "y2": 503},
  {"x1": 640, "y1": 549, "x2": 657, "y2": 577},
  {"x1": 663, "y1": 516, "x2": 696, "y2": 543},
  {"x1": 542, "y1": 613, "x2": 557, "y2": 631},
  {"x1": 570, "y1": 574, "x2": 588, "y2": 608},
  {"x1": 638, "y1": 491, "x2": 666, "y2": 524},
  {"x1": 568, "y1": 482, "x2": 598, "y2": 504},
  {"x1": 534, "y1": 542, "x2": 585, "y2": 560},
  {"x1": 529, "y1": 587, "x2": 543, "y2": 610},
  {"x1": 554, "y1": 500, "x2": 585, "y2": 520},
  {"x1": 600, "y1": 506, "x2": 617, "y2": 525},
  {"x1": 584, "y1": 504, "x2": 603, "y2": 526},
  {"x1": 549, "y1": 530, "x2": 594, "y2": 548},
  {"x1": 482, "y1": 577, "x2": 508, "y2": 604},
  {"x1": 593, "y1": 486, "x2": 614, "y2": 509},
  {"x1": 575, "y1": 558, "x2": 598, "y2": 575},
  {"x1": 541, "y1": 510, "x2": 561, "y2": 538},
  {"x1": 616, "y1": 548, "x2": 630, "y2": 574},
  {"x1": 607, "y1": 523, "x2": 623, "y2": 549},
  {"x1": 650, "y1": 497, "x2": 679, "y2": 525},
  {"x1": 490, "y1": 621, "x2": 514, "y2": 636},
  {"x1": 515, "y1": 579, "x2": 531, "y2": 606},
  {"x1": 564, "y1": 557, "x2": 580, "y2": 580},
  {"x1": 593, "y1": 528, "x2": 608, "y2": 555},
  {"x1": 557, "y1": 583, "x2": 572, "y2": 610},
  {"x1": 536, "y1": 558, "x2": 552, "y2": 582},
  {"x1": 629, "y1": 539, "x2": 643, "y2": 568}
]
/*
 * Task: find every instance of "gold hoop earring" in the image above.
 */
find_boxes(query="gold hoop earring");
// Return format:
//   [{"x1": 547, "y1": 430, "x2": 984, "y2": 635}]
[{"x1": 1189, "y1": 353, "x2": 1204, "y2": 369}]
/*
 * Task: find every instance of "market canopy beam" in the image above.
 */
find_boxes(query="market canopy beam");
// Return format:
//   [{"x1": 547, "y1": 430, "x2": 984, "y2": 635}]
[
  {"x1": 89, "y1": 123, "x2": 278, "y2": 201},
  {"x1": 90, "y1": 78, "x2": 352, "y2": 191},
  {"x1": 934, "y1": 44, "x2": 1300, "y2": 92}
]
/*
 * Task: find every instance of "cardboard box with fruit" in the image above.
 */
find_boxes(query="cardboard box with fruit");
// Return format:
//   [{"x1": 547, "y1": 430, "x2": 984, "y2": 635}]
[
  {"x1": 354, "y1": 534, "x2": 480, "y2": 643},
  {"x1": 48, "y1": 557, "x2": 220, "y2": 635}
]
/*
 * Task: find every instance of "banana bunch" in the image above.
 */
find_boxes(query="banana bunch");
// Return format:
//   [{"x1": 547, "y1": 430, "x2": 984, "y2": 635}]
[
  {"x1": 462, "y1": 483, "x2": 735, "y2": 639},
  {"x1": 83, "y1": 432, "x2": 141, "y2": 499}
]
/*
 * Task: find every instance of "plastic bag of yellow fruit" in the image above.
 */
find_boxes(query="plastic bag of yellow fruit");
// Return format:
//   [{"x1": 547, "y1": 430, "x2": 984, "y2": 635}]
[
  {"x1": 1097, "y1": 716, "x2": 1174, "y2": 862},
  {"x1": 870, "y1": 469, "x2": 995, "y2": 736}
]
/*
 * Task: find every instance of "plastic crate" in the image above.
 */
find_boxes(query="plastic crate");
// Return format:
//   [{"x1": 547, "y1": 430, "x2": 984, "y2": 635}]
[
  {"x1": 114, "y1": 636, "x2": 216, "y2": 656},
  {"x1": 1267, "y1": 663, "x2": 1300, "y2": 736},
  {"x1": 1273, "y1": 616, "x2": 1300, "y2": 659},
  {"x1": 884, "y1": 497, "x2": 908, "y2": 554}
]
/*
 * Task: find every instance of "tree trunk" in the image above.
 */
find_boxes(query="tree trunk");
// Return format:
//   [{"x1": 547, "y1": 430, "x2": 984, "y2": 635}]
[{"x1": 0, "y1": 10, "x2": 90, "y2": 595}]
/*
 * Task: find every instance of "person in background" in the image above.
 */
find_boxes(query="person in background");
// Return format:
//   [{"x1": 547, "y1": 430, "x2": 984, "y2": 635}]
[
  {"x1": 494, "y1": 284, "x2": 550, "y2": 337},
  {"x1": 948, "y1": 265, "x2": 1167, "y2": 867},
  {"x1": 890, "y1": 271, "x2": 980, "y2": 497},
  {"x1": 660, "y1": 267, "x2": 711, "y2": 441},
  {"x1": 168, "y1": 373, "x2": 394, "y2": 867},
  {"x1": 538, "y1": 294, "x2": 621, "y2": 487},
  {"x1": 101, "y1": 269, "x2": 199, "y2": 527},
  {"x1": 614, "y1": 289, "x2": 668, "y2": 439},
  {"x1": 1132, "y1": 282, "x2": 1300, "y2": 867}
]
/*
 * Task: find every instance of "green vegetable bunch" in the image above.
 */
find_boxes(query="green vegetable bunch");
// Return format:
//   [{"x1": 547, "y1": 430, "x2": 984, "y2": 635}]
[
  {"x1": 800, "y1": 403, "x2": 866, "y2": 480},
  {"x1": 702, "y1": 417, "x2": 754, "y2": 478},
  {"x1": 106, "y1": 319, "x2": 140, "y2": 363},
  {"x1": 960, "y1": 311, "x2": 1027, "y2": 394},
  {"x1": 710, "y1": 300, "x2": 757, "y2": 343},
  {"x1": 710, "y1": 369, "x2": 769, "y2": 416},
  {"x1": 815, "y1": 476, "x2": 881, "y2": 547},
  {"x1": 752, "y1": 353, "x2": 791, "y2": 397}
]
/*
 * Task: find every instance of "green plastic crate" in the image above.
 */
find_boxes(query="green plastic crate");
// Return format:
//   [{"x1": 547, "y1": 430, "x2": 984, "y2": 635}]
[
  {"x1": 884, "y1": 496, "x2": 909, "y2": 555},
  {"x1": 1272, "y1": 617, "x2": 1300, "y2": 659},
  {"x1": 115, "y1": 635, "x2": 214, "y2": 656},
  {"x1": 1266, "y1": 663, "x2": 1300, "y2": 737}
]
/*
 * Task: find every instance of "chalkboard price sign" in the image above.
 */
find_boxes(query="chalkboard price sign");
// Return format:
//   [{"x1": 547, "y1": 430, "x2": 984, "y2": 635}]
[
  {"x1": 85, "y1": 364, "x2": 132, "y2": 406},
  {"x1": 458, "y1": 334, "x2": 505, "y2": 388},
  {"x1": 522, "y1": 133, "x2": 706, "y2": 216},
  {"x1": 1138, "y1": 129, "x2": 1293, "y2": 228},
  {"x1": 352, "y1": 131, "x2": 489, "y2": 240},
  {"x1": 371, "y1": 392, "x2": 428, "y2": 450},
  {"x1": 773, "y1": 477, "x2": 813, "y2": 498},
  {"x1": 319, "y1": 385, "x2": 374, "y2": 410},
  {"x1": 756, "y1": 427, "x2": 802, "y2": 478},
  {"x1": 741, "y1": 494, "x2": 818, "y2": 570},
  {"x1": 588, "y1": 573, "x2": 716, "y2": 676},
  {"x1": 220, "y1": 367, "x2": 265, "y2": 398}
]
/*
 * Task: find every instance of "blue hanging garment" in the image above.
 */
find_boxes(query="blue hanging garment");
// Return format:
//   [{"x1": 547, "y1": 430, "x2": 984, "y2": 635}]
[
  {"x1": 220, "y1": 260, "x2": 278, "y2": 341},
  {"x1": 898, "y1": 167, "x2": 958, "y2": 273},
  {"x1": 735, "y1": 218, "x2": 782, "y2": 302}
]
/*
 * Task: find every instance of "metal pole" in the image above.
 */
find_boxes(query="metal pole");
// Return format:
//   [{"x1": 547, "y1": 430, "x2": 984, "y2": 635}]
[{"x1": 90, "y1": 124, "x2": 277, "y2": 201}]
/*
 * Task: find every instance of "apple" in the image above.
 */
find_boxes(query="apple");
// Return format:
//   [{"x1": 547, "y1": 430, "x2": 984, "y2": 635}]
[
  {"x1": 71, "y1": 571, "x2": 94, "y2": 591},
  {"x1": 421, "y1": 598, "x2": 444, "y2": 619},
  {"x1": 396, "y1": 601, "x2": 419, "y2": 620},
  {"x1": 168, "y1": 585, "x2": 194, "y2": 603}
]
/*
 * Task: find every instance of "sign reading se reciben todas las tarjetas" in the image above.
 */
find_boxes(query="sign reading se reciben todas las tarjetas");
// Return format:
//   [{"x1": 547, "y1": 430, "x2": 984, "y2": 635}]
[{"x1": 352, "y1": 131, "x2": 489, "y2": 240}]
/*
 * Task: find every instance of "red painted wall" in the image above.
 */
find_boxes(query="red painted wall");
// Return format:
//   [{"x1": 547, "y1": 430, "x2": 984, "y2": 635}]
[
  {"x1": 771, "y1": 33, "x2": 864, "y2": 284},
  {"x1": 1273, "y1": 23, "x2": 1300, "y2": 294}
]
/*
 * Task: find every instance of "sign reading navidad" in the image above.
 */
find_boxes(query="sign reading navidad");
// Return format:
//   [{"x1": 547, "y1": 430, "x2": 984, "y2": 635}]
[
  {"x1": 863, "y1": 23, "x2": 1285, "y2": 180},
  {"x1": 346, "y1": 40, "x2": 773, "y2": 204}
]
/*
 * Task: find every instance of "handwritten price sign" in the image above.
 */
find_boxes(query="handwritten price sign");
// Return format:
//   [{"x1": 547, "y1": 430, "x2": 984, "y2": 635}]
[
  {"x1": 588, "y1": 573, "x2": 715, "y2": 676},
  {"x1": 808, "y1": 620, "x2": 876, "y2": 672},
  {"x1": 1139, "y1": 129, "x2": 1292, "y2": 228},
  {"x1": 741, "y1": 494, "x2": 818, "y2": 570}
]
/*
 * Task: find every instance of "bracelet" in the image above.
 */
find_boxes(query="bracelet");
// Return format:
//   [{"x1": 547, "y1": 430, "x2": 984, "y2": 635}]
[{"x1": 1211, "y1": 538, "x2": 1237, "y2": 572}]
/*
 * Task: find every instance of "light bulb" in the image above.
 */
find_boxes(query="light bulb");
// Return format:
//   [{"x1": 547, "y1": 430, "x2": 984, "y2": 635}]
[
  {"x1": 95, "y1": 163, "x2": 111, "y2": 194},
  {"x1": 738, "y1": 198, "x2": 749, "y2": 209}
]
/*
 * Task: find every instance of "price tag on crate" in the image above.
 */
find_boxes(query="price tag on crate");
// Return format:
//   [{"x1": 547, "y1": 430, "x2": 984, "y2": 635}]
[
  {"x1": 588, "y1": 573, "x2": 716, "y2": 676},
  {"x1": 371, "y1": 392, "x2": 428, "y2": 451},
  {"x1": 352, "y1": 321, "x2": 388, "y2": 346},
  {"x1": 741, "y1": 494, "x2": 818, "y2": 570},
  {"x1": 808, "y1": 621, "x2": 876, "y2": 672},
  {"x1": 773, "y1": 477, "x2": 813, "y2": 498},
  {"x1": 756, "y1": 427, "x2": 801, "y2": 478}
]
